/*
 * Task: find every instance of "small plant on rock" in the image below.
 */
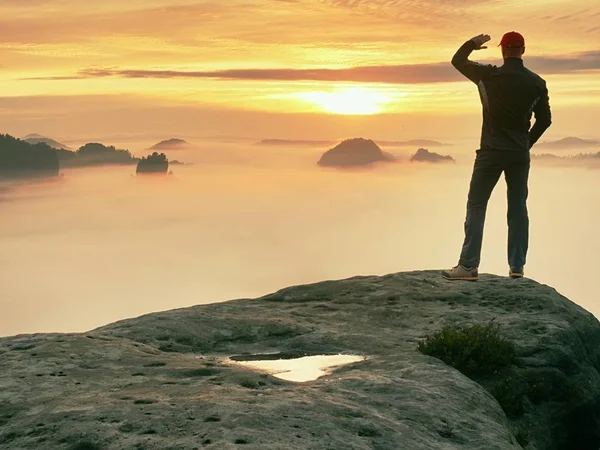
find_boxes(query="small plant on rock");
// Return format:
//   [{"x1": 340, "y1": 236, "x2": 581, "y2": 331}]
[{"x1": 418, "y1": 320, "x2": 516, "y2": 376}]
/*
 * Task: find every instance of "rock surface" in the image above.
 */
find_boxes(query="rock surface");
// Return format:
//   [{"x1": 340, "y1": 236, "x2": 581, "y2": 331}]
[
  {"x1": 318, "y1": 138, "x2": 395, "y2": 168},
  {"x1": 1, "y1": 271, "x2": 599, "y2": 450}
]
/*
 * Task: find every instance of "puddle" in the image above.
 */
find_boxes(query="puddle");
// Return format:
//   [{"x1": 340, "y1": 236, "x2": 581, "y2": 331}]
[{"x1": 229, "y1": 353, "x2": 366, "y2": 382}]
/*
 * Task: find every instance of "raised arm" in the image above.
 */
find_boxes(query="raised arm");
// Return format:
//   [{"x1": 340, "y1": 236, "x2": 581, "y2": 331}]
[
  {"x1": 451, "y1": 34, "x2": 494, "y2": 84},
  {"x1": 528, "y1": 81, "x2": 552, "y2": 148}
]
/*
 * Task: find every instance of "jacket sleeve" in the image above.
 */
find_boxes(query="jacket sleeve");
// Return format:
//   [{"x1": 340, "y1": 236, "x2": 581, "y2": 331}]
[
  {"x1": 451, "y1": 40, "x2": 494, "y2": 84},
  {"x1": 528, "y1": 81, "x2": 552, "y2": 148}
]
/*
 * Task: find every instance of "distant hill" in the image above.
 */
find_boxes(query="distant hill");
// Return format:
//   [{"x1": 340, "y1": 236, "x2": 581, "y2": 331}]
[
  {"x1": 532, "y1": 152, "x2": 600, "y2": 161},
  {"x1": 0, "y1": 134, "x2": 59, "y2": 178},
  {"x1": 536, "y1": 137, "x2": 600, "y2": 150},
  {"x1": 531, "y1": 153, "x2": 561, "y2": 160},
  {"x1": 1, "y1": 134, "x2": 190, "y2": 174},
  {"x1": 410, "y1": 148, "x2": 455, "y2": 163},
  {"x1": 257, "y1": 138, "x2": 448, "y2": 147},
  {"x1": 318, "y1": 138, "x2": 395, "y2": 168},
  {"x1": 149, "y1": 138, "x2": 189, "y2": 151},
  {"x1": 22, "y1": 134, "x2": 72, "y2": 151},
  {"x1": 572, "y1": 152, "x2": 600, "y2": 160}
]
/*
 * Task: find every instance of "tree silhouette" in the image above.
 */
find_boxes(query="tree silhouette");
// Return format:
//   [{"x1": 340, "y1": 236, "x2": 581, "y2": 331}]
[
  {"x1": 0, "y1": 134, "x2": 59, "y2": 178},
  {"x1": 71, "y1": 143, "x2": 136, "y2": 166},
  {"x1": 136, "y1": 152, "x2": 169, "y2": 174}
]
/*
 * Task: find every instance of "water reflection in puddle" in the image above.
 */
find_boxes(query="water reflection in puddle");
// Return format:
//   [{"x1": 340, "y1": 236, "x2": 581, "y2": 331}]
[{"x1": 230, "y1": 354, "x2": 366, "y2": 382}]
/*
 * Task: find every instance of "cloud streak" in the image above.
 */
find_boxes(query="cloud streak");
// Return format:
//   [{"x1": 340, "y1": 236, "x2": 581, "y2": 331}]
[
  {"x1": 23, "y1": 51, "x2": 600, "y2": 85},
  {"x1": 21, "y1": 64, "x2": 457, "y2": 84}
]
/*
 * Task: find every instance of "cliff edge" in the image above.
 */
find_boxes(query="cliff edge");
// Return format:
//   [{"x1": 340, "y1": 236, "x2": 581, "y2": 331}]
[{"x1": 1, "y1": 271, "x2": 599, "y2": 449}]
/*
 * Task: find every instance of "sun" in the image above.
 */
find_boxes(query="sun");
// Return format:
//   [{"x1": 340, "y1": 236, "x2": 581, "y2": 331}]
[{"x1": 294, "y1": 87, "x2": 393, "y2": 115}]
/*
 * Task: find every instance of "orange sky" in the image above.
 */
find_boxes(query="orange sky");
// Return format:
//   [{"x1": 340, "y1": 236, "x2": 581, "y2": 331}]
[{"x1": 1, "y1": 0, "x2": 600, "y2": 141}]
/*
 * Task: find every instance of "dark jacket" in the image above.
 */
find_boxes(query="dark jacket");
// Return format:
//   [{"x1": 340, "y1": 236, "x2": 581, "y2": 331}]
[{"x1": 452, "y1": 40, "x2": 552, "y2": 151}]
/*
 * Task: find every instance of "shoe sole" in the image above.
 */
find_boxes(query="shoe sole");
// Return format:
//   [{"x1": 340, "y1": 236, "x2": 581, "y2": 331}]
[
  {"x1": 509, "y1": 274, "x2": 524, "y2": 279},
  {"x1": 442, "y1": 274, "x2": 478, "y2": 281}
]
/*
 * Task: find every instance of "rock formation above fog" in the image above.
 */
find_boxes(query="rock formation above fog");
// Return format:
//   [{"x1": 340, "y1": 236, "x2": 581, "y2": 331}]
[
  {"x1": 318, "y1": 138, "x2": 395, "y2": 168},
  {"x1": 1, "y1": 271, "x2": 599, "y2": 449},
  {"x1": 410, "y1": 148, "x2": 455, "y2": 163},
  {"x1": 0, "y1": 134, "x2": 59, "y2": 179},
  {"x1": 536, "y1": 137, "x2": 600, "y2": 150},
  {"x1": 149, "y1": 138, "x2": 189, "y2": 151},
  {"x1": 136, "y1": 152, "x2": 169, "y2": 174}
]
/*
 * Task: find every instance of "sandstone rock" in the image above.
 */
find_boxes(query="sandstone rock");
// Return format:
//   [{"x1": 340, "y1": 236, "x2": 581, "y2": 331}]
[
  {"x1": 410, "y1": 148, "x2": 455, "y2": 163},
  {"x1": 1, "y1": 271, "x2": 599, "y2": 449},
  {"x1": 149, "y1": 139, "x2": 189, "y2": 151},
  {"x1": 318, "y1": 138, "x2": 395, "y2": 168}
]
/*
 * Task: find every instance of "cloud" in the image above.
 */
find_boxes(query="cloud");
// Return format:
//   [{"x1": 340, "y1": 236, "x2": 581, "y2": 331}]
[
  {"x1": 528, "y1": 51, "x2": 600, "y2": 73},
  {"x1": 324, "y1": 0, "x2": 507, "y2": 21},
  {"x1": 21, "y1": 51, "x2": 600, "y2": 85},
  {"x1": 23, "y1": 64, "x2": 456, "y2": 84},
  {"x1": 0, "y1": 2, "x2": 230, "y2": 45}
]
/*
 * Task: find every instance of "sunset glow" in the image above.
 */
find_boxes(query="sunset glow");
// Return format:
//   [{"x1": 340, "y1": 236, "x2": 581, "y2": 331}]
[
  {"x1": 293, "y1": 88, "x2": 396, "y2": 115},
  {"x1": 1, "y1": 0, "x2": 599, "y2": 139}
]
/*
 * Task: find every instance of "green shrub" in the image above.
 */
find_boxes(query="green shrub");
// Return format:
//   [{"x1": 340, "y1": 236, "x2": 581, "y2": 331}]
[{"x1": 418, "y1": 321, "x2": 516, "y2": 376}]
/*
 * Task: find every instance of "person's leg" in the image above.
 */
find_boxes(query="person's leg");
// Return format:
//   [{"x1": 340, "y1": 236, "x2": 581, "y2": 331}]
[
  {"x1": 505, "y1": 151, "x2": 530, "y2": 272},
  {"x1": 458, "y1": 149, "x2": 503, "y2": 268}
]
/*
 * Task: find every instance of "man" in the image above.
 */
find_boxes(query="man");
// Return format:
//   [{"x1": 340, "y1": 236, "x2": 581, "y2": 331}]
[{"x1": 442, "y1": 32, "x2": 552, "y2": 281}]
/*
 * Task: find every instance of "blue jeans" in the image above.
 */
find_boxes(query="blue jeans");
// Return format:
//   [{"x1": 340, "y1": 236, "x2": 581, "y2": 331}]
[{"x1": 459, "y1": 148, "x2": 530, "y2": 269}]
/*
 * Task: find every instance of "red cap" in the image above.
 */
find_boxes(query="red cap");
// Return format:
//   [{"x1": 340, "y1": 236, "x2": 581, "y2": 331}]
[{"x1": 499, "y1": 31, "x2": 525, "y2": 48}]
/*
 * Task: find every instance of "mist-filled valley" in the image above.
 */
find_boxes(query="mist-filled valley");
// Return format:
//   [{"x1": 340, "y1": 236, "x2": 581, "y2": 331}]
[{"x1": 1, "y1": 139, "x2": 599, "y2": 337}]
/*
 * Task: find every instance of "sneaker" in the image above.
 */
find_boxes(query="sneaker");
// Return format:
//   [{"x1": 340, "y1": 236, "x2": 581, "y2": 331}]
[
  {"x1": 442, "y1": 265, "x2": 479, "y2": 281},
  {"x1": 509, "y1": 267, "x2": 524, "y2": 278}
]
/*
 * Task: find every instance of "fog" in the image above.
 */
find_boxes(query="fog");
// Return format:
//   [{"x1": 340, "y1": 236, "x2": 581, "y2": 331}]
[{"x1": 1, "y1": 141, "x2": 598, "y2": 337}]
